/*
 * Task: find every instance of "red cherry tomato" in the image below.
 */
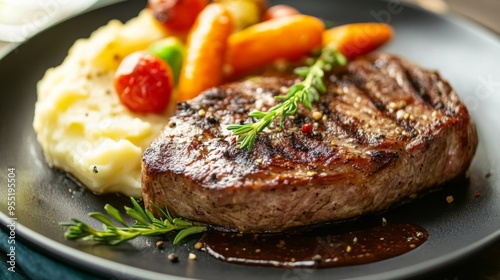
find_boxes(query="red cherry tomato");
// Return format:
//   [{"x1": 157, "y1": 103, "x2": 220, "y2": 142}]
[
  {"x1": 148, "y1": 0, "x2": 208, "y2": 32},
  {"x1": 114, "y1": 51, "x2": 173, "y2": 113},
  {"x1": 263, "y1": 5, "x2": 300, "y2": 21}
]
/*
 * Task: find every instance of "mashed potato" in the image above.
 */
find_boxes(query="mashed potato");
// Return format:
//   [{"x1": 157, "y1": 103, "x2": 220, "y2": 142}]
[{"x1": 34, "y1": 10, "x2": 170, "y2": 197}]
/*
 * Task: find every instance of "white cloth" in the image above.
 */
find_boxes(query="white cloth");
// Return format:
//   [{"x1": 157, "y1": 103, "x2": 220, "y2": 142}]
[{"x1": 0, "y1": 0, "x2": 98, "y2": 42}]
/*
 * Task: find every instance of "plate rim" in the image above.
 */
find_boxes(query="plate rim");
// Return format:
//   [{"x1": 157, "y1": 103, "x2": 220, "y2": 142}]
[
  {"x1": 2, "y1": 210, "x2": 499, "y2": 280},
  {"x1": 1, "y1": 0, "x2": 499, "y2": 279}
]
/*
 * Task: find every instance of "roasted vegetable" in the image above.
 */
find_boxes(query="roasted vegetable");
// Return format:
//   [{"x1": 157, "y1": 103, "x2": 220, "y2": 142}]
[
  {"x1": 215, "y1": 0, "x2": 265, "y2": 31},
  {"x1": 114, "y1": 51, "x2": 174, "y2": 113},
  {"x1": 177, "y1": 3, "x2": 234, "y2": 101},
  {"x1": 225, "y1": 15, "x2": 324, "y2": 78},
  {"x1": 148, "y1": 0, "x2": 208, "y2": 32},
  {"x1": 323, "y1": 23, "x2": 393, "y2": 60}
]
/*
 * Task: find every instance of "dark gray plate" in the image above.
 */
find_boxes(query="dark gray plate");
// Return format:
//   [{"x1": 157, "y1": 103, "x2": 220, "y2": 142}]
[{"x1": 1, "y1": 0, "x2": 499, "y2": 279}]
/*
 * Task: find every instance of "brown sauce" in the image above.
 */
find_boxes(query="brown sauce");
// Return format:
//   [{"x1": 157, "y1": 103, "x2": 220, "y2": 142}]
[{"x1": 201, "y1": 222, "x2": 428, "y2": 268}]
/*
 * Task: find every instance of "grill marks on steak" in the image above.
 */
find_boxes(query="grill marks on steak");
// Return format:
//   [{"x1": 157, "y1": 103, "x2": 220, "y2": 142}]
[{"x1": 142, "y1": 53, "x2": 477, "y2": 232}]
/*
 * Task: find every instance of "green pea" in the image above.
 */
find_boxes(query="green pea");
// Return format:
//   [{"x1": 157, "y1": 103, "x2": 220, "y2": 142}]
[{"x1": 148, "y1": 37, "x2": 185, "y2": 84}]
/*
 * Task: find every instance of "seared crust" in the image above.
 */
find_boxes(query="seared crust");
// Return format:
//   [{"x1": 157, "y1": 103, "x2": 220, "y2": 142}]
[{"x1": 142, "y1": 53, "x2": 477, "y2": 232}]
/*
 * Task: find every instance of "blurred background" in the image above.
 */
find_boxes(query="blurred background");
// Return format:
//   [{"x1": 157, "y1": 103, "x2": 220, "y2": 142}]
[
  {"x1": 403, "y1": 0, "x2": 499, "y2": 34},
  {"x1": 0, "y1": 0, "x2": 498, "y2": 54}
]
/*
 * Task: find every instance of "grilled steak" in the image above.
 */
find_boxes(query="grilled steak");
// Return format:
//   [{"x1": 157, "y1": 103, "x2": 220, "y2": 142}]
[{"x1": 142, "y1": 53, "x2": 477, "y2": 232}]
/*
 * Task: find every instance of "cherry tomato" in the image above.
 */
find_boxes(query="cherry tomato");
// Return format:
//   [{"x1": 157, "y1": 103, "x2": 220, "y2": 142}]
[
  {"x1": 148, "y1": 0, "x2": 208, "y2": 32},
  {"x1": 263, "y1": 5, "x2": 300, "y2": 21},
  {"x1": 114, "y1": 51, "x2": 173, "y2": 114}
]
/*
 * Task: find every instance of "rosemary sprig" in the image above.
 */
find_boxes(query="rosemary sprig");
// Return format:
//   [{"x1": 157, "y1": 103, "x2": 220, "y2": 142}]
[
  {"x1": 60, "y1": 197, "x2": 207, "y2": 245},
  {"x1": 227, "y1": 46, "x2": 347, "y2": 150}
]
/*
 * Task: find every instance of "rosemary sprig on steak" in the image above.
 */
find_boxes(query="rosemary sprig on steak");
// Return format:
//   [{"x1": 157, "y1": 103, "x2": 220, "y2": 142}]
[
  {"x1": 61, "y1": 197, "x2": 206, "y2": 245},
  {"x1": 227, "y1": 46, "x2": 347, "y2": 150}
]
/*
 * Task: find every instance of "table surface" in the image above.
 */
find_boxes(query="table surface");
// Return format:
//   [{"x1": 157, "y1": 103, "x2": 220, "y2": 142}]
[{"x1": 0, "y1": 0, "x2": 498, "y2": 279}]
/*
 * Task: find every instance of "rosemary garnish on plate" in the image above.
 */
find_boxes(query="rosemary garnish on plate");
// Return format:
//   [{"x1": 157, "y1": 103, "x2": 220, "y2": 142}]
[
  {"x1": 227, "y1": 46, "x2": 347, "y2": 150},
  {"x1": 60, "y1": 197, "x2": 206, "y2": 245}
]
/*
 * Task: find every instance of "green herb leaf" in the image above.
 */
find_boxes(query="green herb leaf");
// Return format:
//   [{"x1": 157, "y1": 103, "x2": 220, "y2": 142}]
[
  {"x1": 293, "y1": 66, "x2": 310, "y2": 77},
  {"x1": 89, "y1": 212, "x2": 116, "y2": 228},
  {"x1": 124, "y1": 206, "x2": 150, "y2": 226},
  {"x1": 227, "y1": 46, "x2": 347, "y2": 150},
  {"x1": 334, "y1": 51, "x2": 347, "y2": 66},
  {"x1": 248, "y1": 111, "x2": 267, "y2": 119},
  {"x1": 150, "y1": 200, "x2": 173, "y2": 222},
  {"x1": 104, "y1": 204, "x2": 128, "y2": 227},
  {"x1": 173, "y1": 226, "x2": 207, "y2": 245},
  {"x1": 61, "y1": 198, "x2": 207, "y2": 246}
]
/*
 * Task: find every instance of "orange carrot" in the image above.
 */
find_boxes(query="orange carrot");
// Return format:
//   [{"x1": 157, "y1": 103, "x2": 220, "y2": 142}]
[
  {"x1": 323, "y1": 23, "x2": 393, "y2": 60},
  {"x1": 225, "y1": 15, "x2": 324, "y2": 78},
  {"x1": 177, "y1": 3, "x2": 234, "y2": 102}
]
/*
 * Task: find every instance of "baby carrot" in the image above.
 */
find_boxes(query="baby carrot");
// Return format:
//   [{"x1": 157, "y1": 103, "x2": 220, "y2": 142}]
[
  {"x1": 225, "y1": 15, "x2": 324, "y2": 78},
  {"x1": 323, "y1": 23, "x2": 393, "y2": 60},
  {"x1": 177, "y1": 3, "x2": 234, "y2": 102}
]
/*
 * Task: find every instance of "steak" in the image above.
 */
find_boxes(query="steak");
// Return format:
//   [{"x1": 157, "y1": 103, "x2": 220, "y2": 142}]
[{"x1": 142, "y1": 53, "x2": 477, "y2": 232}]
